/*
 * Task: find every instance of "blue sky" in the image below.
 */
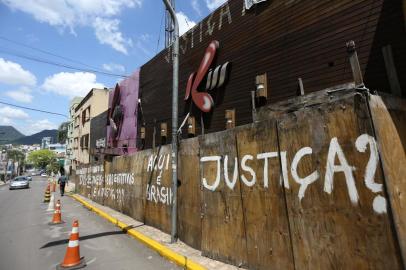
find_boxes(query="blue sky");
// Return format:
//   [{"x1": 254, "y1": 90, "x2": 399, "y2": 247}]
[{"x1": 0, "y1": 0, "x2": 227, "y2": 135}]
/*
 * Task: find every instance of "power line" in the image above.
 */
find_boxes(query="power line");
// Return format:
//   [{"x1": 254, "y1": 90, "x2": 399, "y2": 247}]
[
  {"x1": 0, "y1": 100, "x2": 68, "y2": 118},
  {"x1": 0, "y1": 47, "x2": 129, "y2": 79},
  {"x1": 0, "y1": 36, "x2": 105, "y2": 72}
]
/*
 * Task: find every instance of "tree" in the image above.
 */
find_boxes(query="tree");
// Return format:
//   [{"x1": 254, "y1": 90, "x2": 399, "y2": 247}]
[
  {"x1": 57, "y1": 122, "x2": 69, "y2": 144},
  {"x1": 27, "y1": 149, "x2": 56, "y2": 169},
  {"x1": 7, "y1": 149, "x2": 25, "y2": 175},
  {"x1": 46, "y1": 158, "x2": 60, "y2": 175}
]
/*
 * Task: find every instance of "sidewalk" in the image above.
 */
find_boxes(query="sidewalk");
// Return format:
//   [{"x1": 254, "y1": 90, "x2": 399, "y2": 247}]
[{"x1": 71, "y1": 194, "x2": 239, "y2": 270}]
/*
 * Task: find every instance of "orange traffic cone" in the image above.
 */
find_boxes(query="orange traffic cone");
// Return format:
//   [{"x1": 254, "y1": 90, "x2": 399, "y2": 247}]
[
  {"x1": 57, "y1": 220, "x2": 86, "y2": 269},
  {"x1": 49, "y1": 200, "x2": 64, "y2": 225},
  {"x1": 43, "y1": 184, "x2": 51, "y2": 203},
  {"x1": 52, "y1": 181, "x2": 56, "y2": 192}
]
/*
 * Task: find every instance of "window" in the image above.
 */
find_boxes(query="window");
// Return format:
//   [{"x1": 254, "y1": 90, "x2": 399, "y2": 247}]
[
  {"x1": 82, "y1": 106, "x2": 91, "y2": 125},
  {"x1": 74, "y1": 116, "x2": 80, "y2": 127},
  {"x1": 80, "y1": 134, "x2": 89, "y2": 149}
]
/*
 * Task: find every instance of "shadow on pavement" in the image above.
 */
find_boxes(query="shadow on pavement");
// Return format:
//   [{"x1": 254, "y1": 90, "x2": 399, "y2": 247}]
[{"x1": 40, "y1": 225, "x2": 142, "y2": 249}]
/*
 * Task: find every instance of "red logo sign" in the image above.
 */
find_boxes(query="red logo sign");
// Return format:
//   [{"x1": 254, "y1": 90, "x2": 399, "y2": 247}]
[{"x1": 184, "y1": 40, "x2": 229, "y2": 112}]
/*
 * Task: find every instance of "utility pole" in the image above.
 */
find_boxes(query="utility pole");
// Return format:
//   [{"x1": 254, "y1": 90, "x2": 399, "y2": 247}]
[
  {"x1": 165, "y1": 0, "x2": 175, "y2": 48},
  {"x1": 162, "y1": 0, "x2": 179, "y2": 243}
]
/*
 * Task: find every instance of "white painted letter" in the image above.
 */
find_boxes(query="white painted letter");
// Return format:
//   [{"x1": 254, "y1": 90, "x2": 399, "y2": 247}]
[
  {"x1": 241, "y1": 155, "x2": 256, "y2": 187},
  {"x1": 324, "y1": 137, "x2": 359, "y2": 204},
  {"x1": 280, "y1": 151, "x2": 290, "y2": 189},
  {"x1": 291, "y1": 147, "x2": 319, "y2": 201},
  {"x1": 224, "y1": 155, "x2": 238, "y2": 190},
  {"x1": 355, "y1": 134, "x2": 382, "y2": 193},
  {"x1": 257, "y1": 152, "x2": 278, "y2": 188},
  {"x1": 201, "y1": 156, "x2": 221, "y2": 191}
]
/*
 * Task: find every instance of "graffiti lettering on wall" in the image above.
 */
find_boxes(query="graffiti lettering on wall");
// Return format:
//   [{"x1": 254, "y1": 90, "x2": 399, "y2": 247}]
[
  {"x1": 105, "y1": 173, "x2": 135, "y2": 185},
  {"x1": 146, "y1": 154, "x2": 172, "y2": 205},
  {"x1": 168, "y1": 1, "x2": 303, "y2": 61},
  {"x1": 78, "y1": 165, "x2": 104, "y2": 188},
  {"x1": 200, "y1": 134, "x2": 386, "y2": 214}
]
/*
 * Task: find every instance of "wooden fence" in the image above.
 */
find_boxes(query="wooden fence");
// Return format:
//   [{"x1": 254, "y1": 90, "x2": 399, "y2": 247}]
[{"x1": 74, "y1": 89, "x2": 405, "y2": 269}]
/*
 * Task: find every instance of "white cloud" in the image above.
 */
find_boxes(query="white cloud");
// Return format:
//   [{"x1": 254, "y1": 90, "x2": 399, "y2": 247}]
[
  {"x1": 0, "y1": 106, "x2": 29, "y2": 120},
  {"x1": 176, "y1": 12, "x2": 196, "y2": 36},
  {"x1": 0, "y1": 117, "x2": 12, "y2": 125},
  {"x1": 191, "y1": 0, "x2": 202, "y2": 16},
  {"x1": 93, "y1": 17, "x2": 132, "y2": 54},
  {"x1": 1, "y1": 0, "x2": 142, "y2": 54},
  {"x1": 0, "y1": 58, "x2": 37, "y2": 86},
  {"x1": 102, "y1": 63, "x2": 125, "y2": 73},
  {"x1": 28, "y1": 119, "x2": 57, "y2": 134},
  {"x1": 205, "y1": 0, "x2": 228, "y2": 10},
  {"x1": 42, "y1": 72, "x2": 104, "y2": 98},
  {"x1": 5, "y1": 86, "x2": 33, "y2": 103}
]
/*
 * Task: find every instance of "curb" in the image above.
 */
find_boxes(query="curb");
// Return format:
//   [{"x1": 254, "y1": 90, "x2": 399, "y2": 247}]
[{"x1": 69, "y1": 194, "x2": 206, "y2": 270}]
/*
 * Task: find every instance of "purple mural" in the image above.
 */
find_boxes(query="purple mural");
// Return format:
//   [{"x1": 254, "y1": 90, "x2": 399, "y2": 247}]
[{"x1": 106, "y1": 70, "x2": 139, "y2": 155}]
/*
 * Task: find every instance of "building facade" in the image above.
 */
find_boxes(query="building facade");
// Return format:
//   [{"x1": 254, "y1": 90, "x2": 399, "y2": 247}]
[
  {"x1": 71, "y1": 88, "x2": 109, "y2": 171},
  {"x1": 65, "y1": 97, "x2": 82, "y2": 175},
  {"x1": 41, "y1": 137, "x2": 52, "y2": 149}
]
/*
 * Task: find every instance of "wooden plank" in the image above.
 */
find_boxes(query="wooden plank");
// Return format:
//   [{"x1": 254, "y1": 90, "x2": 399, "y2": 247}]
[
  {"x1": 103, "y1": 160, "x2": 117, "y2": 209},
  {"x1": 382, "y1": 45, "x2": 402, "y2": 97},
  {"x1": 178, "y1": 137, "x2": 202, "y2": 250},
  {"x1": 128, "y1": 150, "x2": 150, "y2": 222},
  {"x1": 235, "y1": 121, "x2": 294, "y2": 269},
  {"x1": 178, "y1": 137, "x2": 202, "y2": 249},
  {"x1": 277, "y1": 92, "x2": 402, "y2": 269},
  {"x1": 369, "y1": 94, "x2": 406, "y2": 265},
  {"x1": 199, "y1": 129, "x2": 248, "y2": 266},
  {"x1": 89, "y1": 162, "x2": 105, "y2": 205},
  {"x1": 143, "y1": 145, "x2": 172, "y2": 234}
]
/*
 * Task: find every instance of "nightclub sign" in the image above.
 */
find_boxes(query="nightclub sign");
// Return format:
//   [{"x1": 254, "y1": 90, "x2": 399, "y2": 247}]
[{"x1": 184, "y1": 40, "x2": 230, "y2": 112}]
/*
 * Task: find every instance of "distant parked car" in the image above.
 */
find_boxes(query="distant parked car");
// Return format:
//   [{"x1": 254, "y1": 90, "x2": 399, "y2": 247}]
[
  {"x1": 9, "y1": 176, "x2": 29, "y2": 190},
  {"x1": 40, "y1": 173, "x2": 48, "y2": 177}
]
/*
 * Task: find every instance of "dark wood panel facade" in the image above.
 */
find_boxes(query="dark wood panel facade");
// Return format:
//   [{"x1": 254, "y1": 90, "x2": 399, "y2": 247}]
[
  {"x1": 138, "y1": 0, "x2": 406, "y2": 149},
  {"x1": 139, "y1": 0, "x2": 406, "y2": 150}
]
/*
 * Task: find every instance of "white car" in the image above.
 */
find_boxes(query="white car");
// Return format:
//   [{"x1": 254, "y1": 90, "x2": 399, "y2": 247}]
[
  {"x1": 41, "y1": 173, "x2": 48, "y2": 177},
  {"x1": 9, "y1": 176, "x2": 29, "y2": 190}
]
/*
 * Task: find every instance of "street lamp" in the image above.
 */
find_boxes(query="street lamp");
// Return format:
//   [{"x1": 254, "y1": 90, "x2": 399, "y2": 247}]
[{"x1": 162, "y1": 0, "x2": 179, "y2": 244}]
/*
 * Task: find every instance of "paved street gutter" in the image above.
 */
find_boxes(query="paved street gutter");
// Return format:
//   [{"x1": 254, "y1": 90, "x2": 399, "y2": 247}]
[{"x1": 70, "y1": 194, "x2": 207, "y2": 270}]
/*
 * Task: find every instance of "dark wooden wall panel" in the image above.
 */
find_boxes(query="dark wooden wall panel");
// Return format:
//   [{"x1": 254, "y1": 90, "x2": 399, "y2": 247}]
[
  {"x1": 178, "y1": 137, "x2": 202, "y2": 250},
  {"x1": 277, "y1": 93, "x2": 402, "y2": 269},
  {"x1": 235, "y1": 121, "x2": 294, "y2": 269},
  {"x1": 369, "y1": 94, "x2": 406, "y2": 263},
  {"x1": 138, "y1": 0, "x2": 405, "y2": 149},
  {"x1": 143, "y1": 145, "x2": 172, "y2": 234},
  {"x1": 199, "y1": 130, "x2": 248, "y2": 266}
]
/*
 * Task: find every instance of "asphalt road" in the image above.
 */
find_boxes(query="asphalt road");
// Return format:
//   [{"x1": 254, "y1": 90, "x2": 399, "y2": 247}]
[{"x1": 0, "y1": 176, "x2": 180, "y2": 270}]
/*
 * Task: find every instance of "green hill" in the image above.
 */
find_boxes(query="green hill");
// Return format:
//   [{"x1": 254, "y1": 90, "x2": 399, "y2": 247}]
[
  {"x1": 0, "y1": 126, "x2": 24, "y2": 144},
  {"x1": 12, "y1": 129, "x2": 58, "y2": 145}
]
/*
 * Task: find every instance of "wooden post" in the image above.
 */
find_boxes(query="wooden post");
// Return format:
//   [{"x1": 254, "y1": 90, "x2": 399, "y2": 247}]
[
  {"x1": 382, "y1": 45, "x2": 402, "y2": 97},
  {"x1": 346, "y1": 40, "x2": 364, "y2": 86},
  {"x1": 298, "y1": 78, "x2": 305, "y2": 96},
  {"x1": 187, "y1": 116, "x2": 196, "y2": 137},
  {"x1": 200, "y1": 115, "x2": 205, "y2": 135},
  {"x1": 152, "y1": 120, "x2": 156, "y2": 150},
  {"x1": 251, "y1": 91, "x2": 257, "y2": 122},
  {"x1": 255, "y1": 73, "x2": 268, "y2": 99},
  {"x1": 225, "y1": 109, "x2": 235, "y2": 129}
]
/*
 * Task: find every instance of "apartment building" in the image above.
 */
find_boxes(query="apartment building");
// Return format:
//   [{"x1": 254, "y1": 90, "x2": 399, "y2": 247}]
[
  {"x1": 65, "y1": 97, "x2": 82, "y2": 175},
  {"x1": 71, "y1": 88, "x2": 109, "y2": 171}
]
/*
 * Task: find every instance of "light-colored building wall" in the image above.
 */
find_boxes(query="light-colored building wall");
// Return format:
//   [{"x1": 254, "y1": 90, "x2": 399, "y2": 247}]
[
  {"x1": 71, "y1": 88, "x2": 109, "y2": 170},
  {"x1": 65, "y1": 97, "x2": 82, "y2": 175}
]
